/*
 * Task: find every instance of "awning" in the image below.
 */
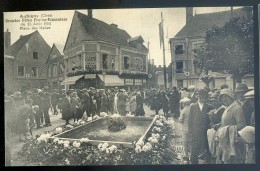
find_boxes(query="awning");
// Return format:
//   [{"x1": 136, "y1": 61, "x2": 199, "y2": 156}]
[
  {"x1": 61, "y1": 75, "x2": 84, "y2": 85},
  {"x1": 97, "y1": 75, "x2": 124, "y2": 86},
  {"x1": 85, "y1": 74, "x2": 96, "y2": 79}
]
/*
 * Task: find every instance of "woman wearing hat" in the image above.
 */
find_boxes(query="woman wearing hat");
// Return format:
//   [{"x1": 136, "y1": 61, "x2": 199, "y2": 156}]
[
  {"x1": 178, "y1": 97, "x2": 191, "y2": 161},
  {"x1": 216, "y1": 89, "x2": 246, "y2": 164}
]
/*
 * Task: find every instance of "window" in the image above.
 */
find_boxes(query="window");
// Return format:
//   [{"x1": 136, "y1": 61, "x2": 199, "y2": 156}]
[
  {"x1": 33, "y1": 52, "x2": 39, "y2": 59},
  {"x1": 135, "y1": 58, "x2": 143, "y2": 70},
  {"x1": 175, "y1": 44, "x2": 184, "y2": 55},
  {"x1": 176, "y1": 61, "x2": 184, "y2": 73},
  {"x1": 85, "y1": 56, "x2": 96, "y2": 71},
  {"x1": 125, "y1": 79, "x2": 133, "y2": 85},
  {"x1": 31, "y1": 67, "x2": 38, "y2": 77},
  {"x1": 135, "y1": 79, "x2": 142, "y2": 85},
  {"x1": 102, "y1": 54, "x2": 108, "y2": 69},
  {"x1": 18, "y1": 66, "x2": 25, "y2": 76},
  {"x1": 124, "y1": 56, "x2": 129, "y2": 69}
]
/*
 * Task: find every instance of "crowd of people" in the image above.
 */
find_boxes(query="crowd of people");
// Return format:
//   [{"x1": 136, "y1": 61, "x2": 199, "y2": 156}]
[
  {"x1": 5, "y1": 82, "x2": 255, "y2": 164},
  {"x1": 5, "y1": 86, "x2": 145, "y2": 141},
  {"x1": 175, "y1": 83, "x2": 255, "y2": 164}
]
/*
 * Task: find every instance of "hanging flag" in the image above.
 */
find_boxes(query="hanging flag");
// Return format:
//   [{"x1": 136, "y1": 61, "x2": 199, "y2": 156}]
[
  {"x1": 26, "y1": 43, "x2": 29, "y2": 53},
  {"x1": 158, "y1": 22, "x2": 163, "y2": 49}
]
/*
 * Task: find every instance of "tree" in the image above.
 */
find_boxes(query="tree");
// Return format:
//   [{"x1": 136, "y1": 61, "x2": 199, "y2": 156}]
[{"x1": 193, "y1": 7, "x2": 254, "y2": 89}]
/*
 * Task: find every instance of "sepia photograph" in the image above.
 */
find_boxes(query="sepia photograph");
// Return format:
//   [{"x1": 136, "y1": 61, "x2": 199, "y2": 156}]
[{"x1": 3, "y1": 6, "x2": 255, "y2": 166}]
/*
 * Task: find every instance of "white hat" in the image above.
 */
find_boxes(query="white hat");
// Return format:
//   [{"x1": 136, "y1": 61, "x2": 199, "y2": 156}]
[
  {"x1": 188, "y1": 85, "x2": 195, "y2": 90},
  {"x1": 180, "y1": 97, "x2": 191, "y2": 104},
  {"x1": 244, "y1": 90, "x2": 254, "y2": 99}
]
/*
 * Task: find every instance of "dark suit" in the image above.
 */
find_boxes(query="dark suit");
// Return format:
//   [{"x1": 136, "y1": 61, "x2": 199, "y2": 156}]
[{"x1": 188, "y1": 102, "x2": 214, "y2": 164}]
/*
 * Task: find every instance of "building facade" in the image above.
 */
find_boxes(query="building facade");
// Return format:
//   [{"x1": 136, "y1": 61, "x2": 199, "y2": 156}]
[
  {"x1": 4, "y1": 30, "x2": 51, "y2": 92},
  {"x1": 169, "y1": 7, "x2": 253, "y2": 89},
  {"x1": 46, "y1": 44, "x2": 65, "y2": 91},
  {"x1": 62, "y1": 10, "x2": 148, "y2": 91}
]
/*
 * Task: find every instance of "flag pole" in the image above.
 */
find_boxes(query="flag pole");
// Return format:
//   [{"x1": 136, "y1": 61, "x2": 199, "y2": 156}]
[{"x1": 161, "y1": 12, "x2": 167, "y2": 89}]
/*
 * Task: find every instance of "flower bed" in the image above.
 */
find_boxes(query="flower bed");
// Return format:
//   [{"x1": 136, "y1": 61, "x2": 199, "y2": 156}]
[{"x1": 17, "y1": 115, "x2": 176, "y2": 165}]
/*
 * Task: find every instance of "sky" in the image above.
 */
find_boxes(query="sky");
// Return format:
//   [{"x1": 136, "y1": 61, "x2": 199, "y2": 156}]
[{"x1": 4, "y1": 7, "x2": 241, "y2": 66}]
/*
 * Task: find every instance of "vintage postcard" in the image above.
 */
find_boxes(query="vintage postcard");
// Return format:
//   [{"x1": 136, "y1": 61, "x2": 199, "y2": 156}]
[{"x1": 4, "y1": 7, "x2": 255, "y2": 166}]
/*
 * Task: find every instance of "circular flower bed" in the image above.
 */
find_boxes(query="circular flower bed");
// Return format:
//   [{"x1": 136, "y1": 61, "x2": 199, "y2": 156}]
[{"x1": 17, "y1": 115, "x2": 176, "y2": 165}]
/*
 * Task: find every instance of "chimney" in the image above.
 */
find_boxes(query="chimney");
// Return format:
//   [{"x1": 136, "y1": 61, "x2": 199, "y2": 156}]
[
  {"x1": 88, "y1": 9, "x2": 93, "y2": 18},
  {"x1": 110, "y1": 23, "x2": 118, "y2": 28},
  {"x1": 4, "y1": 29, "x2": 11, "y2": 52},
  {"x1": 186, "y1": 7, "x2": 193, "y2": 25}
]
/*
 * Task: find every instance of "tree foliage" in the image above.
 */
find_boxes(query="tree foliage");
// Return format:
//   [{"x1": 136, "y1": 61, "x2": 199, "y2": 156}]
[{"x1": 193, "y1": 7, "x2": 254, "y2": 84}]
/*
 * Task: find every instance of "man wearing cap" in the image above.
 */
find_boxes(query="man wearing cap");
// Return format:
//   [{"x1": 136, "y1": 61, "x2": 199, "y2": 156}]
[
  {"x1": 235, "y1": 83, "x2": 253, "y2": 126},
  {"x1": 188, "y1": 88, "x2": 214, "y2": 164},
  {"x1": 217, "y1": 89, "x2": 246, "y2": 164},
  {"x1": 30, "y1": 88, "x2": 42, "y2": 128}
]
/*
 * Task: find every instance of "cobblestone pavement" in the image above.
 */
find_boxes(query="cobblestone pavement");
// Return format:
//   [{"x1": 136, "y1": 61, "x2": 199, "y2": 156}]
[{"x1": 9, "y1": 105, "x2": 190, "y2": 166}]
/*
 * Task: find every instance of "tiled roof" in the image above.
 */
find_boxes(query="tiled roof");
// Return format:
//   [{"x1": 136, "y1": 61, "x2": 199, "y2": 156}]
[
  {"x1": 10, "y1": 30, "x2": 37, "y2": 56},
  {"x1": 76, "y1": 11, "x2": 147, "y2": 51},
  {"x1": 175, "y1": 8, "x2": 246, "y2": 38}
]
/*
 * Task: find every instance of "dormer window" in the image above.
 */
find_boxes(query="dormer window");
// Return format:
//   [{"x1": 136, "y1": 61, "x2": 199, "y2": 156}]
[{"x1": 33, "y1": 52, "x2": 39, "y2": 59}]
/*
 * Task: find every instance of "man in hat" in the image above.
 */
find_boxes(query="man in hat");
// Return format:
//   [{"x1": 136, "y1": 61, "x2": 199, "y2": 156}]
[
  {"x1": 42, "y1": 86, "x2": 52, "y2": 127},
  {"x1": 117, "y1": 89, "x2": 127, "y2": 115},
  {"x1": 217, "y1": 89, "x2": 246, "y2": 164},
  {"x1": 208, "y1": 91, "x2": 225, "y2": 128},
  {"x1": 235, "y1": 83, "x2": 253, "y2": 126},
  {"x1": 188, "y1": 88, "x2": 214, "y2": 164}
]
